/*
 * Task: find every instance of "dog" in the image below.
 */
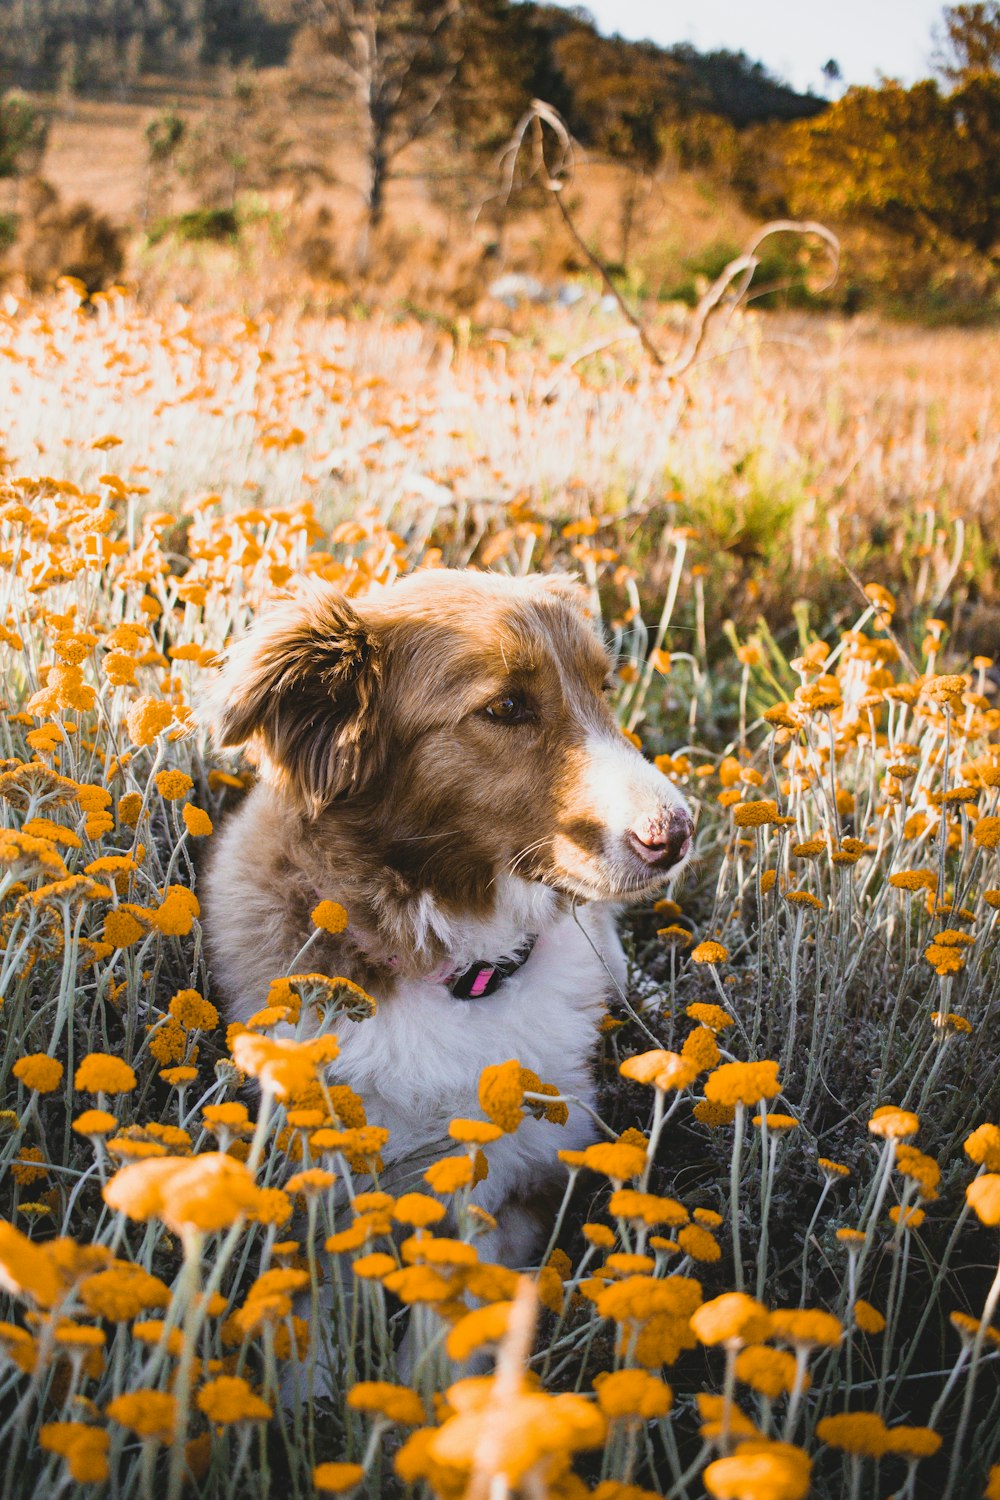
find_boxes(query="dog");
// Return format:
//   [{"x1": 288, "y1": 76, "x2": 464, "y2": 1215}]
[{"x1": 203, "y1": 569, "x2": 693, "y2": 1266}]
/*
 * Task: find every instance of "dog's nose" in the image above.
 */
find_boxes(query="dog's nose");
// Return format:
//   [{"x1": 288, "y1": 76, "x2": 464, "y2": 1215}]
[{"x1": 626, "y1": 808, "x2": 694, "y2": 868}]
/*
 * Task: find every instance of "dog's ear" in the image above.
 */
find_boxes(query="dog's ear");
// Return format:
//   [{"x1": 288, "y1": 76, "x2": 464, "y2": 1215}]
[{"x1": 209, "y1": 585, "x2": 383, "y2": 815}]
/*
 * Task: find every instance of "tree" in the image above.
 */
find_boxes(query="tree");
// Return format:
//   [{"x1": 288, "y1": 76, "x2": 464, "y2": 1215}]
[
  {"x1": 0, "y1": 92, "x2": 48, "y2": 188},
  {"x1": 935, "y1": 3, "x2": 1000, "y2": 84},
  {"x1": 267, "y1": 0, "x2": 463, "y2": 266},
  {"x1": 778, "y1": 77, "x2": 1000, "y2": 252}
]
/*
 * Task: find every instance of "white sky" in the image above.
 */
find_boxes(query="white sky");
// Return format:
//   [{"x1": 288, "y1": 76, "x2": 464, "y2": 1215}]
[{"x1": 552, "y1": 1, "x2": 946, "y2": 94}]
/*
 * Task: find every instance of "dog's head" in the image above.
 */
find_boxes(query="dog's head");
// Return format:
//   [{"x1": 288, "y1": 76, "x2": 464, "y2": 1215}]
[{"x1": 209, "y1": 570, "x2": 693, "y2": 906}]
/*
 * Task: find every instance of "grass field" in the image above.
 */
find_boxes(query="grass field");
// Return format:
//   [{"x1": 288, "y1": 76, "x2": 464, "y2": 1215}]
[{"x1": 0, "y1": 283, "x2": 998, "y2": 1500}]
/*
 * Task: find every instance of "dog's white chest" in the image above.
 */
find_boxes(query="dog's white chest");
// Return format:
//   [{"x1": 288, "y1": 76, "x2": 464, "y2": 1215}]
[{"x1": 334, "y1": 904, "x2": 625, "y2": 1182}]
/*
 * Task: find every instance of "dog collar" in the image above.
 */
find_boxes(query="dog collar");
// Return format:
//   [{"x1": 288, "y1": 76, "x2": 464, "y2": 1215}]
[{"x1": 447, "y1": 935, "x2": 537, "y2": 1001}]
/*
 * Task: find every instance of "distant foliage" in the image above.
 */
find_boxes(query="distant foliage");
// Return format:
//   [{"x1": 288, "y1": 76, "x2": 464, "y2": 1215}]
[
  {"x1": 0, "y1": 0, "x2": 287, "y2": 89},
  {"x1": 0, "y1": 90, "x2": 47, "y2": 178},
  {"x1": 777, "y1": 77, "x2": 1000, "y2": 253}
]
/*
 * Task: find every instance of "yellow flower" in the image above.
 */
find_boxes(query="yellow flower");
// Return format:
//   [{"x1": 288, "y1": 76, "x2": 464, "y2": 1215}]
[
  {"x1": 694, "y1": 1099, "x2": 737, "y2": 1127},
  {"x1": 620, "y1": 1049, "x2": 699, "y2": 1092},
  {"x1": 393, "y1": 1193, "x2": 447, "y2": 1228},
  {"x1": 965, "y1": 1125, "x2": 1000, "y2": 1171},
  {"x1": 686, "y1": 1003, "x2": 734, "y2": 1032},
  {"x1": 931, "y1": 1010, "x2": 973, "y2": 1035},
  {"x1": 381, "y1": 1265, "x2": 452, "y2": 1303},
  {"x1": 597, "y1": 1273, "x2": 702, "y2": 1326},
  {"x1": 161, "y1": 1065, "x2": 198, "y2": 1086},
  {"x1": 106, "y1": 1389, "x2": 178, "y2": 1443},
  {"x1": 154, "y1": 769, "x2": 193, "y2": 801},
  {"x1": 448, "y1": 1117, "x2": 504, "y2": 1145},
  {"x1": 683, "y1": 1028, "x2": 722, "y2": 1071},
  {"x1": 783, "y1": 890, "x2": 822, "y2": 910},
  {"x1": 352, "y1": 1252, "x2": 397, "y2": 1280},
  {"x1": 705, "y1": 1061, "x2": 781, "y2": 1108},
  {"x1": 73, "y1": 1109, "x2": 118, "y2": 1137},
  {"x1": 150, "y1": 883, "x2": 200, "y2": 936},
  {"x1": 581, "y1": 1141, "x2": 647, "y2": 1182},
  {"x1": 753, "y1": 1113, "x2": 798, "y2": 1132},
  {"x1": 818, "y1": 1158, "x2": 849, "y2": 1179},
  {"x1": 677, "y1": 1223, "x2": 721, "y2": 1262},
  {"x1": 733, "y1": 800, "x2": 779, "y2": 827},
  {"x1": 103, "y1": 1153, "x2": 267, "y2": 1236},
  {"x1": 868, "y1": 1106, "x2": 919, "y2": 1140},
  {"x1": 609, "y1": 1190, "x2": 688, "y2": 1227},
  {"x1": 39, "y1": 1423, "x2": 109, "y2": 1484},
  {"x1": 703, "y1": 1442, "x2": 811, "y2": 1500},
  {"x1": 346, "y1": 1381, "x2": 426, "y2": 1425},
  {"x1": 231, "y1": 1032, "x2": 339, "y2": 1098},
  {"x1": 594, "y1": 1368, "x2": 672, "y2": 1420},
  {"x1": 735, "y1": 1345, "x2": 800, "y2": 1398},
  {"x1": 74, "y1": 1054, "x2": 136, "y2": 1094},
  {"x1": 12, "y1": 1054, "x2": 63, "y2": 1093},
  {"x1": 0, "y1": 1219, "x2": 62, "y2": 1308},
  {"x1": 691, "y1": 941, "x2": 729, "y2": 964},
  {"x1": 816, "y1": 1411, "x2": 888, "y2": 1458},
  {"x1": 286, "y1": 1168, "x2": 336, "y2": 1195},
  {"x1": 697, "y1": 1393, "x2": 761, "y2": 1442},
  {"x1": 196, "y1": 1375, "x2": 272, "y2": 1424},
  {"x1": 769, "y1": 1308, "x2": 842, "y2": 1348},
  {"x1": 424, "y1": 1155, "x2": 475, "y2": 1194},
  {"x1": 478, "y1": 1058, "x2": 525, "y2": 1133},
  {"x1": 853, "y1": 1299, "x2": 886, "y2": 1334},
  {"x1": 925, "y1": 943, "x2": 966, "y2": 976},
  {"x1": 972, "y1": 815, "x2": 1000, "y2": 850},
  {"x1": 103, "y1": 908, "x2": 148, "y2": 948},
  {"x1": 582, "y1": 1223, "x2": 616, "y2": 1249},
  {"x1": 430, "y1": 1379, "x2": 606, "y2": 1483},
  {"x1": 691, "y1": 1293, "x2": 771, "y2": 1346},
  {"x1": 182, "y1": 804, "x2": 213, "y2": 836},
  {"x1": 312, "y1": 899, "x2": 349, "y2": 933},
  {"x1": 125, "y1": 696, "x2": 174, "y2": 747},
  {"x1": 79, "y1": 1264, "x2": 170, "y2": 1321},
  {"x1": 313, "y1": 1462, "x2": 366, "y2": 1493},
  {"x1": 168, "y1": 988, "x2": 218, "y2": 1031},
  {"x1": 203, "y1": 1102, "x2": 252, "y2": 1135},
  {"x1": 967, "y1": 1174, "x2": 1000, "y2": 1226},
  {"x1": 884, "y1": 1425, "x2": 941, "y2": 1461},
  {"x1": 446, "y1": 1303, "x2": 511, "y2": 1362}
]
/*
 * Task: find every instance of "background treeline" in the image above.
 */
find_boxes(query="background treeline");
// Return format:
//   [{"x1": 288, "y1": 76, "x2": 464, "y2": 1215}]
[{"x1": 0, "y1": 0, "x2": 999, "y2": 321}]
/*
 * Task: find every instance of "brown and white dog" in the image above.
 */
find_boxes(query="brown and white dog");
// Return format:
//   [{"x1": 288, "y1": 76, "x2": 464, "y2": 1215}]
[{"x1": 204, "y1": 569, "x2": 692, "y2": 1265}]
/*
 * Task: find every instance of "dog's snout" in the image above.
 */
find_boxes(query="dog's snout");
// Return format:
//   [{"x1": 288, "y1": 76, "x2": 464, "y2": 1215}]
[{"x1": 626, "y1": 807, "x2": 694, "y2": 869}]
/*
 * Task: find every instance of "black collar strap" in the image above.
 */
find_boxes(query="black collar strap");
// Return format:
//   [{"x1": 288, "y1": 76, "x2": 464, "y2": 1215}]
[{"x1": 448, "y1": 935, "x2": 537, "y2": 1001}]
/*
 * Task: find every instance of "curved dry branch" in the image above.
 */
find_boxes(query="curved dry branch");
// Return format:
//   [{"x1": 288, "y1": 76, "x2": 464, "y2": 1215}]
[{"x1": 487, "y1": 100, "x2": 841, "y2": 397}]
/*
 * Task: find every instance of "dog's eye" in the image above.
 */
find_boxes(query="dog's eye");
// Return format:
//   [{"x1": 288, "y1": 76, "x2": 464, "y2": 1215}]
[{"x1": 484, "y1": 693, "x2": 532, "y2": 724}]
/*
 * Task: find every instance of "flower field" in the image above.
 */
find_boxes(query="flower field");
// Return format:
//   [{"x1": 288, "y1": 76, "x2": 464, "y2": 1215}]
[{"x1": 0, "y1": 283, "x2": 999, "y2": 1500}]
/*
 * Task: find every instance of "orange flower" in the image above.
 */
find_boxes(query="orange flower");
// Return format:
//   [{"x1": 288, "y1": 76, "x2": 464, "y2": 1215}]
[
  {"x1": 196, "y1": 1375, "x2": 272, "y2": 1424},
  {"x1": 74, "y1": 1054, "x2": 136, "y2": 1095},
  {"x1": 106, "y1": 1389, "x2": 178, "y2": 1443},
  {"x1": 691, "y1": 1293, "x2": 771, "y2": 1346},
  {"x1": 703, "y1": 1442, "x2": 811, "y2": 1500},
  {"x1": 12, "y1": 1054, "x2": 63, "y2": 1093},
  {"x1": 182, "y1": 804, "x2": 213, "y2": 837},
  {"x1": 103, "y1": 1153, "x2": 267, "y2": 1236},
  {"x1": 705, "y1": 1061, "x2": 781, "y2": 1108},
  {"x1": 967, "y1": 1174, "x2": 1000, "y2": 1226},
  {"x1": 312, "y1": 899, "x2": 349, "y2": 933}
]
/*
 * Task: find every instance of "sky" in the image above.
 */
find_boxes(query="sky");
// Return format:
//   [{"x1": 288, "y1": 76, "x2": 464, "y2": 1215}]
[{"x1": 553, "y1": 1, "x2": 947, "y2": 95}]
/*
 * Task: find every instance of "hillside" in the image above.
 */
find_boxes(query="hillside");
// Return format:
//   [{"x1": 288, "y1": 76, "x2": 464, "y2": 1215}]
[{"x1": 0, "y1": 1, "x2": 998, "y2": 321}]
